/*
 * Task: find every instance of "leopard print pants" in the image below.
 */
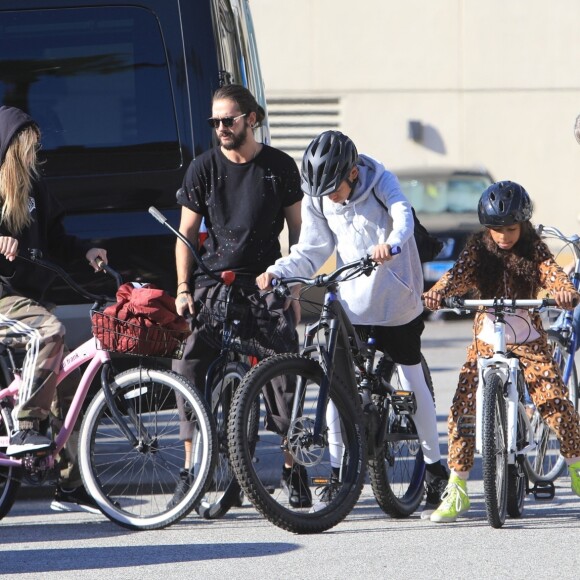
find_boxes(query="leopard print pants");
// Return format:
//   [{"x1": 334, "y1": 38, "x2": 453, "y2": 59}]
[{"x1": 447, "y1": 338, "x2": 580, "y2": 473}]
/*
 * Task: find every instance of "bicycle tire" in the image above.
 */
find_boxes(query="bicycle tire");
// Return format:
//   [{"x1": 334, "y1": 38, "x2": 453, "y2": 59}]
[
  {"x1": 367, "y1": 354, "x2": 434, "y2": 518},
  {"x1": 482, "y1": 372, "x2": 508, "y2": 528},
  {"x1": 524, "y1": 330, "x2": 578, "y2": 482},
  {"x1": 507, "y1": 402, "x2": 527, "y2": 518},
  {"x1": 0, "y1": 403, "x2": 21, "y2": 519},
  {"x1": 228, "y1": 353, "x2": 366, "y2": 534},
  {"x1": 78, "y1": 367, "x2": 216, "y2": 530},
  {"x1": 195, "y1": 361, "x2": 248, "y2": 519}
]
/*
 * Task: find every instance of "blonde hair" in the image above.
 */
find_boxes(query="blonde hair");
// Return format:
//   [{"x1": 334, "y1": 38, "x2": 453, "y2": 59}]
[{"x1": 0, "y1": 125, "x2": 40, "y2": 234}]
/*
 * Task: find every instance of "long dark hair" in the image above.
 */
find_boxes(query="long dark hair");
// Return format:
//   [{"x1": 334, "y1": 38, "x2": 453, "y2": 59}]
[
  {"x1": 469, "y1": 221, "x2": 551, "y2": 298},
  {"x1": 212, "y1": 84, "x2": 265, "y2": 127}
]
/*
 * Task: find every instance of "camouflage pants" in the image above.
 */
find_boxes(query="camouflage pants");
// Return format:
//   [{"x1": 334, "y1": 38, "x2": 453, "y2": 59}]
[{"x1": 0, "y1": 294, "x2": 83, "y2": 485}]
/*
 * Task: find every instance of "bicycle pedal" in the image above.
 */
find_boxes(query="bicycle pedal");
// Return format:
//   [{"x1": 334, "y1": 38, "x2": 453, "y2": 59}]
[
  {"x1": 457, "y1": 415, "x2": 476, "y2": 438},
  {"x1": 390, "y1": 391, "x2": 417, "y2": 415},
  {"x1": 529, "y1": 480, "x2": 555, "y2": 500}
]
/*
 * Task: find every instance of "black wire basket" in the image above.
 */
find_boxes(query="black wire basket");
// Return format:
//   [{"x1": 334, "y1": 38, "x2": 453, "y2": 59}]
[
  {"x1": 194, "y1": 291, "x2": 296, "y2": 359},
  {"x1": 91, "y1": 311, "x2": 190, "y2": 359}
]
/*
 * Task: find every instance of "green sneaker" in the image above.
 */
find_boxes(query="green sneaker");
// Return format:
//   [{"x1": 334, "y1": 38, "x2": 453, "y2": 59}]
[
  {"x1": 430, "y1": 474, "x2": 470, "y2": 523},
  {"x1": 569, "y1": 461, "x2": 580, "y2": 497}
]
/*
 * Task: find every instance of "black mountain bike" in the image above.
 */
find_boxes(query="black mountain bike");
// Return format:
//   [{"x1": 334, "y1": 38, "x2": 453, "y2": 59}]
[
  {"x1": 227, "y1": 255, "x2": 434, "y2": 533},
  {"x1": 149, "y1": 206, "x2": 279, "y2": 519}
]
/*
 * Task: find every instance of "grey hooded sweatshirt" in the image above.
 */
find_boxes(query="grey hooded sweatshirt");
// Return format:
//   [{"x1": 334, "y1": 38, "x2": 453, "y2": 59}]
[{"x1": 267, "y1": 154, "x2": 424, "y2": 327}]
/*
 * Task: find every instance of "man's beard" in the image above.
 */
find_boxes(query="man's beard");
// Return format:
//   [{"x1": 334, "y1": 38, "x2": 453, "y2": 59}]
[{"x1": 219, "y1": 124, "x2": 249, "y2": 151}]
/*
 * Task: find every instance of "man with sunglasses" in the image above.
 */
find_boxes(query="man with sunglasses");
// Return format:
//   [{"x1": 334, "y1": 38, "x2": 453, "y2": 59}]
[{"x1": 172, "y1": 84, "x2": 310, "y2": 508}]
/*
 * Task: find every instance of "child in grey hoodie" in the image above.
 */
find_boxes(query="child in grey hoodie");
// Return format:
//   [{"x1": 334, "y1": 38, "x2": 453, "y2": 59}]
[{"x1": 257, "y1": 130, "x2": 448, "y2": 517}]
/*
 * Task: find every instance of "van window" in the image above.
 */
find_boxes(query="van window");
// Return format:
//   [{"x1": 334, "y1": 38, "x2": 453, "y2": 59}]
[{"x1": 0, "y1": 6, "x2": 180, "y2": 175}]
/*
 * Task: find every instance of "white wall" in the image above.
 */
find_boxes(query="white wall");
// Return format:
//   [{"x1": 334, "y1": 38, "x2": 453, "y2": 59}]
[{"x1": 251, "y1": 0, "x2": 580, "y2": 233}]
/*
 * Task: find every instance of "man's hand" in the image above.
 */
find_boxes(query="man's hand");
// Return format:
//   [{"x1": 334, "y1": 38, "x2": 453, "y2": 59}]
[
  {"x1": 86, "y1": 247, "x2": 108, "y2": 271},
  {"x1": 176, "y1": 292, "x2": 195, "y2": 317},
  {"x1": 423, "y1": 289, "x2": 443, "y2": 311},
  {"x1": 0, "y1": 236, "x2": 19, "y2": 261}
]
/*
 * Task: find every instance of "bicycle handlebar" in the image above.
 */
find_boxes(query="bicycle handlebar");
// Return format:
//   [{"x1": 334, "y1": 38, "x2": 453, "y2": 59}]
[
  {"x1": 18, "y1": 250, "x2": 118, "y2": 305},
  {"x1": 537, "y1": 224, "x2": 580, "y2": 252},
  {"x1": 271, "y1": 254, "x2": 382, "y2": 296},
  {"x1": 148, "y1": 206, "x2": 237, "y2": 287},
  {"x1": 443, "y1": 296, "x2": 559, "y2": 310}
]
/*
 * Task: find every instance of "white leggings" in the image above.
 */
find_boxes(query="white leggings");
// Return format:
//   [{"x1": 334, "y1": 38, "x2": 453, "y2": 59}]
[{"x1": 326, "y1": 362, "x2": 441, "y2": 468}]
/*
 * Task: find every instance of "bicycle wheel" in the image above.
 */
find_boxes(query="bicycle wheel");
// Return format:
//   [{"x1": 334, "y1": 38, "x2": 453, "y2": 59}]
[
  {"x1": 524, "y1": 330, "x2": 578, "y2": 482},
  {"x1": 228, "y1": 353, "x2": 366, "y2": 534},
  {"x1": 482, "y1": 372, "x2": 508, "y2": 528},
  {"x1": 78, "y1": 367, "x2": 216, "y2": 530},
  {"x1": 0, "y1": 403, "x2": 21, "y2": 519},
  {"x1": 507, "y1": 402, "x2": 528, "y2": 518},
  {"x1": 367, "y1": 354, "x2": 434, "y2": 517},
  {"x1": 195, "y1": 361, "x2": 248, "y2": 519}
]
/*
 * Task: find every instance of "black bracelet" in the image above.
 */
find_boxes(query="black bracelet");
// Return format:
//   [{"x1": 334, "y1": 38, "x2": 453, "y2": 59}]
[
  {"x1": 177, "y1": 290, "x2": 191, "y2": 296},
  {"x1": 177, "y1": 282, "x2": 190, "y2": 289}
]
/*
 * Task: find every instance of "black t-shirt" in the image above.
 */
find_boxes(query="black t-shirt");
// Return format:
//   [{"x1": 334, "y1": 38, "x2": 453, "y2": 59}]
[{"x1": 177, "y1": 145, "x2": 302, "y2": 284}]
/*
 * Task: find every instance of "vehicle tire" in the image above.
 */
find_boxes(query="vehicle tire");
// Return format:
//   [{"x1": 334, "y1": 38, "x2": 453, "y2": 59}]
[
  {"x1": 79, "y1": 367, "x2": 216, "y2": 530},
  {"x1": 482, "y1": 372, "x2": 508, "y2": 528},
  {"x1": 228, "y1": 354, "x2": 366, "y2": 534},
  {"x1": 0, "y1": 403, "x2": 21, "y2": 519},
  {"x1": 367, "y1": 354, "x2": 435, "y2": 517},
  {"x1": 507, "y1": 402, "x2": 527, "y2": 518},
  {"x1": 195, "y1": 361, "x2": 248, "y2": 519},
  {"x1": 524, "y1": 330, "x2": 578, "y2": 483}
]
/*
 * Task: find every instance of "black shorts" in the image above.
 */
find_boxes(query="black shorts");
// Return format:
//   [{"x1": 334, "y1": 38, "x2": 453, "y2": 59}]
[{"x1": 355, "y1": 314, "x2": 425, "y2": 365}]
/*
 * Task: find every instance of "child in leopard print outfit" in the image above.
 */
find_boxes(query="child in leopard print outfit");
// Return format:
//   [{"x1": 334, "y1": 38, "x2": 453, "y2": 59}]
[{"x1": 423, "y1": 180, "x2": 580, "y2": 523}]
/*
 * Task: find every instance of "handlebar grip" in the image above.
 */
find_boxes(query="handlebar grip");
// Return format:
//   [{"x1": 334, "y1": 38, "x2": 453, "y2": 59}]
[{"x1": 148, "y1": 206, "x2": 167, "y2": 224}]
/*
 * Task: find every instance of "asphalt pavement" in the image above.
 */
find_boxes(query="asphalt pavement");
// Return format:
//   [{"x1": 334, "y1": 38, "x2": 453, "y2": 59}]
[{"x1": 3, "y1": 318, "x2": 580, "y2": 579}]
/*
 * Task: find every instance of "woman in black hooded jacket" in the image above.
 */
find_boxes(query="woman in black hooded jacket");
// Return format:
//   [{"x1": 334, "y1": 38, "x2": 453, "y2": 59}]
[{"x1": 0, "y1": 105, "x2": 107, "y2": 512}]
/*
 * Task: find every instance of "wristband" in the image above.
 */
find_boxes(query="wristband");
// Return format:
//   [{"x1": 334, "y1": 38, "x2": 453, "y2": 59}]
[
  {"x1": 177, "y1": 290, "x2": 191, "y2": 296},
  {"x1": 177, "y1": 282, "x2": 190, "y2": 289}
]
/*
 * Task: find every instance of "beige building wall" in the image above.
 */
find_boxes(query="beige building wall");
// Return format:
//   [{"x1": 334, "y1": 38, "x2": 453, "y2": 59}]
[{"x1": 251, "y1": 0, "x2": 580, "y2": 234}]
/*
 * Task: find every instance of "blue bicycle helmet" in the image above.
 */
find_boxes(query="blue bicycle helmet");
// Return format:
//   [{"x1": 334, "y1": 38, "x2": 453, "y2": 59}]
[
  {"x1": 477, "y1": 181, "x2": 532, "y2": 226},
  {"x1": 300, "y1": 131, "x2": 358, "y2": 197}
]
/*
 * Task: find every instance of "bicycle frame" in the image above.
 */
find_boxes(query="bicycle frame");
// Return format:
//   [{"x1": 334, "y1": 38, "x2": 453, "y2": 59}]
[
  {"x1": 294, "y1": 282, "x2": 363, "y2": 442},
  {"x1": 448, "y1": 297, "x2": 557, "y2": 465},
  {"x1": 539, "y1": 225, "x2": 580, "y2": 386},
  {"x1": 0, "y1": 338, "x2": 112, "y2": 469},
  {"x1": 474, "y1": 310, "x2": 535, "y2": 464}
]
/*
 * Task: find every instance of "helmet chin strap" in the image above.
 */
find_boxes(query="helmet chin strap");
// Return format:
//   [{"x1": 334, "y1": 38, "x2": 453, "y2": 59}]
[{"x1": 344, "y1": 176, "x2": 358, "y2": 201}]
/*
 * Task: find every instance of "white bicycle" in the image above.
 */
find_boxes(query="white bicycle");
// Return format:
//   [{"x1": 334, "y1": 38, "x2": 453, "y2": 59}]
[{"x1": 445, "y1": 296, "x2": 558, "y2": 528}]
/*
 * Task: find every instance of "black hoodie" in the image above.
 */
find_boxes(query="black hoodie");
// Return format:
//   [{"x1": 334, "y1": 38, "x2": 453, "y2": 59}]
[{"x1": 0, "y1": 106, "x2": 89, "y2": 303}]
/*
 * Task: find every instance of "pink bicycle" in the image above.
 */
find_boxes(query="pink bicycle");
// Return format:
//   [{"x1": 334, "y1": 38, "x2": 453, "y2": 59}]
[{"x1": 0, "y1": 252, "x2": 216, "y2": 530}]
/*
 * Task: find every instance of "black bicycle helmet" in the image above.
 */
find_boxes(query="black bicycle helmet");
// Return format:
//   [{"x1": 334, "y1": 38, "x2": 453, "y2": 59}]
[
  {"x1": 477, "y1": 180, "x2": 532, "y2": 226},
  {"x1": 301, "y1": 131, "x2": 358, "y2": 197}
]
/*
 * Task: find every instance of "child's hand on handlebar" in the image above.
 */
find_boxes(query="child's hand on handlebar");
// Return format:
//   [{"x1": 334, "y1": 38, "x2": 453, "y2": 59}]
[
  {"x1": 371, "y1": 244, "x2": 396, "y2": 264},
  {"x1": 423, "y1": 289, "x2": 443, "y2": 311},
  {"x1": 0, "y1": 236, "x2": 18, "y2": 261},
  {"x1": 85, "y1": 247, "x2": 108, "y2": 272},
  {"x1": 256, "y1": 271, "x2": 276, "y2": 290},
  {"x1": 553, "y1": 289, "x2": 579, "y2": 310}
]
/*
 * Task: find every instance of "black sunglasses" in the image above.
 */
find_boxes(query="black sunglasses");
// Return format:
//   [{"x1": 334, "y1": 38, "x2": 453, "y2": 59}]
[{"x1": 207, "y1": 113, "x2": 246, "y2": 129}]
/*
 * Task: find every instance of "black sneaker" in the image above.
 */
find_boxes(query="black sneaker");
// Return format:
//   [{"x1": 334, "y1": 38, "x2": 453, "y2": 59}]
[
  {"x1": 167, "y1": 468, "x2": 193, "y2": 509},
  {"x1": 50, "y1": 485, "x2": 101, "y2": 515},
  {"x1": 6, "y1": 429, "x2": 53, "y2": 456},
  {"x1": 421, "y1": 467, "x2": 450, "y2": 520},
  {"x1": 310, "y1": 474, "x2": 340, "y2": 513},
  {"x1": 281, "y1": 465, "x2": 312, "y2": 508}
]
